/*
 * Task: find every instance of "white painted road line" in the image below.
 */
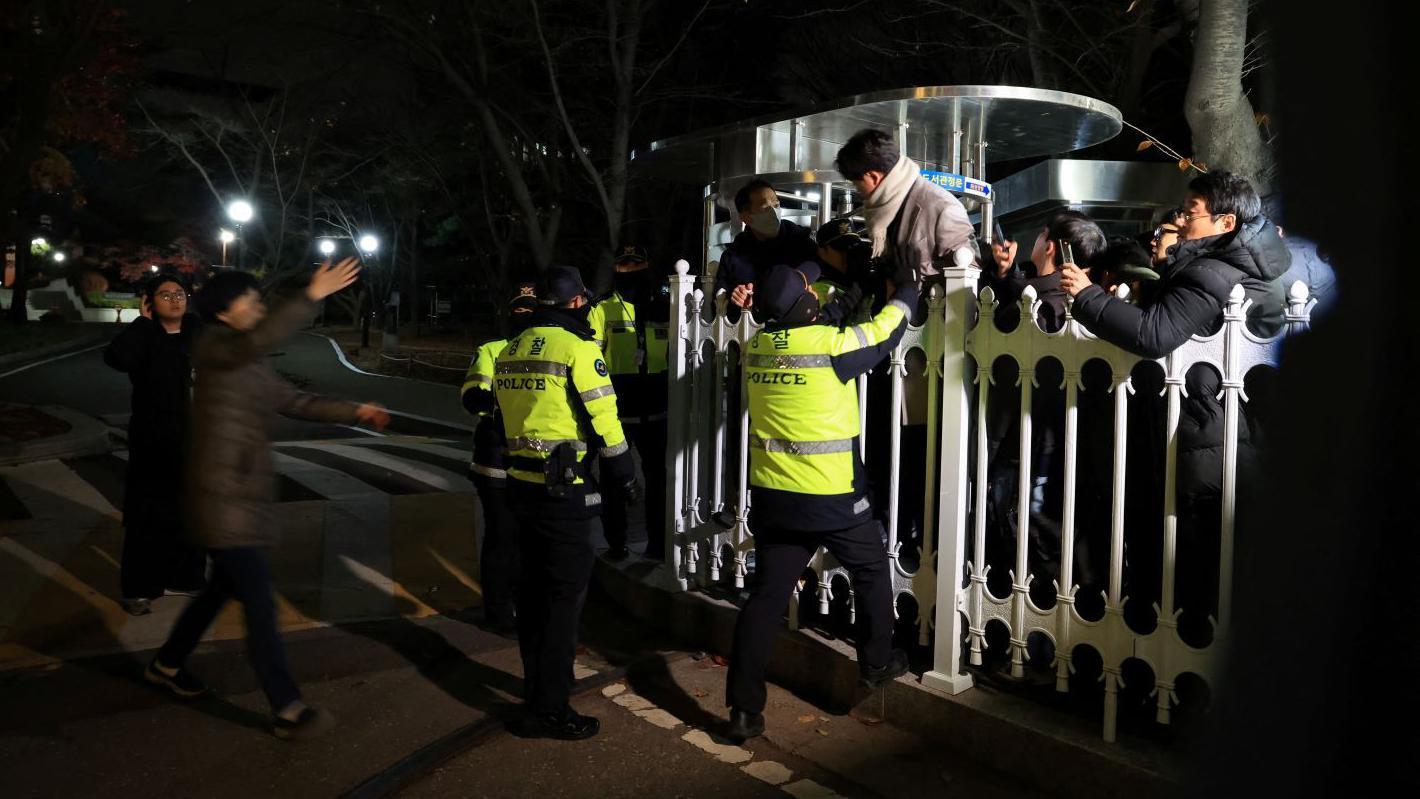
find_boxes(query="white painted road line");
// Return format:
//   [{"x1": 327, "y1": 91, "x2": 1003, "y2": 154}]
[{"x1": 0, "y1": 343, "x2": 106, "y2": 380}]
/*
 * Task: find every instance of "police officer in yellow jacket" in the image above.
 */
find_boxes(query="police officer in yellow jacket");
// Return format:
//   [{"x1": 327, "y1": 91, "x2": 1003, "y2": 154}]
[
  {"x1": 724, "y1": 262, "x2": 914, "y2": 743},
  {"x1": 587, "y1": 244, "x2": 670, "y2": 560},
  {"x1": 495, "y1": 265, "x2": 639, "y2": 740},
  {"x1": 460, "y1": 282, "x2": 539, "y2": 637}
]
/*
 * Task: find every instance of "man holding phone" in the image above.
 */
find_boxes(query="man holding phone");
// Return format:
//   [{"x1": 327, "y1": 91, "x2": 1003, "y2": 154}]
[{"x1": 986, "y1": 210, "x2": 1106, "y2": 334}]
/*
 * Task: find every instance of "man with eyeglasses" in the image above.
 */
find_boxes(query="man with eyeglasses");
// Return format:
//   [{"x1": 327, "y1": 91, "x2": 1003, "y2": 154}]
[
  {"x1": 105, "y1": 273, "x2": 207, "y2": 616},
  {"x1": 1059, "y1": 170, "x2": 1290, "y2": 352},
  {"x1": 1057, "y1": 170, "x2": 1291, "y2": 647}
]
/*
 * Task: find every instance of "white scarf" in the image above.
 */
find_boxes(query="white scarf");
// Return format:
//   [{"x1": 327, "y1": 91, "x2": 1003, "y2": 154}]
[{"x1": 861, "y1": 155, "x2": 921, "y2": 258}]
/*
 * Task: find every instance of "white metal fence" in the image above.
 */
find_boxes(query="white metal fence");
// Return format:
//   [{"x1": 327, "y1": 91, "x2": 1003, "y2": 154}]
[{"x1": 660, "y1": 258, "x2": 1315, "y2": 741}]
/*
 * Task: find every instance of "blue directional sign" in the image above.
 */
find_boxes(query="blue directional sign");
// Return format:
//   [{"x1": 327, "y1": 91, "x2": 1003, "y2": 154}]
[{"x1": 921, "y1": 170, "x2": 992, "y2": 199}]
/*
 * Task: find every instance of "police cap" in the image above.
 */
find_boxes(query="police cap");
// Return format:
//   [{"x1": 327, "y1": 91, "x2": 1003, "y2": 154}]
[
  {"x1": 537, "y1": 265, "x2": 591, "y2": 306},
  {"x1": 758, "y1": 262, "x2": 821, "y2": 320}
]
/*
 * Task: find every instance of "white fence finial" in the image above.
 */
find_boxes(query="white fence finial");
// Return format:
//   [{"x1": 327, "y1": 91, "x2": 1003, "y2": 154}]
[
  {"x1": 674, "y1": 259, "x2": 690, "y2": 276},
  {"x1": 953, "y1": 246, "x2": 976, "y2": 268}
]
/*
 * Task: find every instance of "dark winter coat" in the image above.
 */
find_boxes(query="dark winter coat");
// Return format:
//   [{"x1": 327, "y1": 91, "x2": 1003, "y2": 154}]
[
  {"x1": 104, "y1": 314, "x2": 200, "y2": 530},
  {"x1": 187, "y1": 298, "x2": 360, "y2": 549},
  {"x1": 1070, "y1": 216, "x2": 1291, "y2": 357},
  {"x1": 714, "y1": 219, "x2": 819, "y2": 296},
  {"x1": 1072, "y1": 217, "x2": 1291, "y2": 506}
]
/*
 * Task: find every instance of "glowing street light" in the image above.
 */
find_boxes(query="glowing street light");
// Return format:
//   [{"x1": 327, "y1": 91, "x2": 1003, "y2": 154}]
[
  {"x1": 51, "y1": 252, "x2": 66, "y2": 263},
  {"x1": 150, "y1": 264, "x2": 159, "y2": 273},
  {"x1": 226, "y1": 200, "x2": 254, "y2": 224},
  {"x1": 358, "y1": 234, "x2": 379, "y2": 255},
  {"x1": 318, "y1": 238, "x2": 337, "y2": 256},
  {"x1": 218, "y1": 228, "x2": 236, "y2": 264}
]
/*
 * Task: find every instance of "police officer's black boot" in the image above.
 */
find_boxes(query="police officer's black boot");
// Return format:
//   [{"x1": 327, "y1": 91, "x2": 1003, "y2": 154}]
[
  {"x1": 859, "y1": 648, "x2": 910, "y2": 689},
  {"x1": 518, "y1": 708, "x2": 600, "y2": 741},
  {"x1": 725, "y1": 708, "x2": 765, "y2": 743}
]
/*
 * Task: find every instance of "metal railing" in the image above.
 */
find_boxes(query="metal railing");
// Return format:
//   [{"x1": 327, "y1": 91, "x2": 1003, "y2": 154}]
[{"x1": 660, "y1": 257, "x2": 1316, "y2": 741}]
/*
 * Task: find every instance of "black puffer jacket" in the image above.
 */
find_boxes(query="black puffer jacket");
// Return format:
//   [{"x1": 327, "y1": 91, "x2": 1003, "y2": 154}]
[
  {"x1": 1073, "y1": 217, "x2": 1291, "y2": 506},
  {"x1": 1071, "y1": 217, "x2": 1291, "y2": 357}
]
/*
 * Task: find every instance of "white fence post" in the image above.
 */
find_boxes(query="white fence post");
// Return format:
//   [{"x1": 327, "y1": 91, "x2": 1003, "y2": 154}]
[
  {"x1": 663, "y1": 259, "x2": 698, "y2": 591},
  {"x1": 922, "y1": 258, "x2": 980, "y2": 696}
]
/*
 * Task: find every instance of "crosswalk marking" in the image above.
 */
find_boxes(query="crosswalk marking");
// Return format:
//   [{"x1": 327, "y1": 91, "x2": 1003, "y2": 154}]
[
  {"x1": 0, "y1": 437, "x2": 486, "y2": 670},
  {"x1": 272, "y1": 450, "x2": 381, "y2": 499},
  {"x1": 282, "y1": 442, "x2": 471, "y2": 492}
]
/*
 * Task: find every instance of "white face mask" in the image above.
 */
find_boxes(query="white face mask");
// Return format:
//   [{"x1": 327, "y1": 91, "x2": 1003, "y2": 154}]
[{"x1": 749, "y1": 205, "x2": 780, "y2": 236}]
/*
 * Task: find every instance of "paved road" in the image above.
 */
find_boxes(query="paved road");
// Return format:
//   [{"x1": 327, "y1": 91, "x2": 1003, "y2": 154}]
[{"x1": 0, "y1": 329, "x2": 474, "y2": 443}]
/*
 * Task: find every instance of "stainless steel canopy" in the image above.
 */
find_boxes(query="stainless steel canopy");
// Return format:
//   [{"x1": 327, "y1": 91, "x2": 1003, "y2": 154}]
[{"x1": 631, "y1": 85, "x2": 1123, "y2": 186}]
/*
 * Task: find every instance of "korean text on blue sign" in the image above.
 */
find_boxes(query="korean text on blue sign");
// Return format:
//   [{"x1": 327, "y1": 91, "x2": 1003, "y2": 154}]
[{"x1": 921, "y1": 170, "x2": 992, "y2": 198}]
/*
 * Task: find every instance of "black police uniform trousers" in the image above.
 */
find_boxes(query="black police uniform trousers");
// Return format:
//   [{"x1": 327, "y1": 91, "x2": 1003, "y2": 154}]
[
  {"x1": 509, "y1": 487, "x2": 598, "y2": 716},
  {"x1": 726, "y1": 518, "x2": 895, "y2": 715},
  {"x1": 602, "y1": 420, "x2": 667, "y2": 559},
  {"x1": 472, "y1": 473, "x2": 519, "y2": 626}
]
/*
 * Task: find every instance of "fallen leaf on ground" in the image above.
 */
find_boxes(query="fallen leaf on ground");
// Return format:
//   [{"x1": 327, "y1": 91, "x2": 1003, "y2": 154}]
[
  {"x1": 797, "y1": 715, "x2": 815, "y2": 724},
  {"x1": 815, "y1": 728, "x2": 829, "y2": 736},
  {"x1": 710, "y1": 654, "x2": 729, "y2": 666},
  {"x1": 692, "y1": 689, "x2": 710, "y2": 698}
]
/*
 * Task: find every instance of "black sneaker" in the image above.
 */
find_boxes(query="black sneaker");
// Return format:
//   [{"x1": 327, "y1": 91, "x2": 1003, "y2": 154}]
[
  {"x1": 144, "y1": 660, "x2": 209, "y2": 699},
  {"x1": 859, "y1": 649, "x2": 910, "y2": 689},
  {"x1": 725, "y1": 708, "x2": 765, "y2": 743},
  {"x1": 517, "y1": 709, "x2": 600, "y2": 740},
  {"x1": 273, "y1": 707, "x2": 336, "y2": 740}
]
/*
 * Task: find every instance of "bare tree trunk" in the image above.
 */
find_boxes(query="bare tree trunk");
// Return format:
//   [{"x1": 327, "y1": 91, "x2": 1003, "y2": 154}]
[{"x1": 1184, "y1": 0, "x2": 1274, "y2": 190}]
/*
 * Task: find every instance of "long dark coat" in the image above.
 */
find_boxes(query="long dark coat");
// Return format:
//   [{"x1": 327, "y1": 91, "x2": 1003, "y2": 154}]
[{"x1": 104, "y1": 314, "x2": 200, "y2": 530}]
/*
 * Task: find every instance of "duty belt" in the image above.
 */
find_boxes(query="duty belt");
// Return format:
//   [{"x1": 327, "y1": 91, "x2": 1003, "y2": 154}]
[
  {"x1": 507, "y1": 436, "x2": 586, "y2": 453},
  {"x1": 749, "y1": 436, "x2": 855, "y2": 455}
]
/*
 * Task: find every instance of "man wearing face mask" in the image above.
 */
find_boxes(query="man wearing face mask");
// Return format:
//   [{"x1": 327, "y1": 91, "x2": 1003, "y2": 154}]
[
  {"x1": 716, "y1": 179, "x2": 819, "y2": 313},
  {"x1": 722, "y1": 262, "x2": 916, "y2": 743},
  {"x1": 461, "y1": 281, "x2": 540, "y2": 637},
  {"x1": 587, "y1": 245, "x2": 670, "y2": 561},
  {"x1": 835, "y1": 129, "x2": 974, "y2": 300}
]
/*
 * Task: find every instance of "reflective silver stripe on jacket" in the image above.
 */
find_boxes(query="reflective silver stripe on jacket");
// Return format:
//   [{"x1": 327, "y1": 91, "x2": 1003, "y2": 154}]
[
  {"x1": 745, "y1": 354, "x2": 833, "y2": 369},
  {"x1": 496, "y1": 361, "x2": 569, "y2": 377},
  {"x1": 601, "y1": 441, "x2": 629, "y2": 457},
  {"x1": 849, "y1": 325, "x2": 871, "y2": 349},
  {"x1": 507, "y1": 437, "x2": 587, "y2": 453},
  {"x1": 749, "y1": 436, "x2": 855, "y2": 455},
  {"x1": 585, "y1": 492, "x2": 602, "y2": 506},
  {"x1": 579, "y1": 385, "x2": 615, "y2": 402},
  {"x1": 469, "y1": 463, "x2": 507, "y2": 479},
  {"x1": 466, "y1": 374, "x2": 492, "y2": 387},
  {"x1": 607, "y1": 321, "x2": 637, "y2": 331}
]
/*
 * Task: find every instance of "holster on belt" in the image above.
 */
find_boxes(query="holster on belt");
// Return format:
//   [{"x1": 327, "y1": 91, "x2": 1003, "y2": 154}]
[{"x1": 543, "y1": 442, "x2": 582, "y2": 498}]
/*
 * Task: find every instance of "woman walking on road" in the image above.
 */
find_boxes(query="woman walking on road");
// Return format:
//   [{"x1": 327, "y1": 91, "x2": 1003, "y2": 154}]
[
  {"x1": 104, "y1": 274, "x2": 207, "y2": 616},
  {"x1": 144, "y1": 258, "x2": 390, "y2": 740}
]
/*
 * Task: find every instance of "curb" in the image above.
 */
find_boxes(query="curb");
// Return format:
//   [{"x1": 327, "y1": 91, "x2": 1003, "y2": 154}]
[
  {"x1": 592, "y1": 558, "x2": 1184, "y2": 799},
  {"x1": 0, "y1": 405, "x2": 112, "y2": 467}
]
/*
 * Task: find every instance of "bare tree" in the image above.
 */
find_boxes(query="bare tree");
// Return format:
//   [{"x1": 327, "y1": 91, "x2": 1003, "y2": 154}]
[{"x1": 1181, "y1": 0, "x2": 1274, "y2": 189}]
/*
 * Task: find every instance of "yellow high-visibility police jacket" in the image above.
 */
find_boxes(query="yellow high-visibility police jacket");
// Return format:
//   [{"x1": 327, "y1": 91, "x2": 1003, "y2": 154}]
[
  {"x1": 744, "y1": 293, "x2": 914, "y2": 531},
  {"x1": 462, "y1": 338, "x2": 510, "y2": 481},
  {"x1": 588, "y1": 291, "x2": 670, "y2": 422},
  {"x1": 494, "y1": 318, "x2": 632, "y2": 513}
]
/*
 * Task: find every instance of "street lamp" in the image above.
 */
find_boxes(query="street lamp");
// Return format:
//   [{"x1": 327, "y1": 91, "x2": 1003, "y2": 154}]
[
  {"x1": 51, "y1": 252, "x2": 66, "y2": 263},
  {"x1": 318, "y1": 238, "x2": 336, "y2": 257},
  {"x1": 219, "y1": 228, "x2": 235, "y2": 264},
  {"x1": 226, "y1": 200, "x2": 254, "y2": 224},
  {"x1": 226, "y1": 201, "x2": 253, "y2": 268},
  {"x1": 358, "y1": 234, "x2": 379, "y2": 255}
]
